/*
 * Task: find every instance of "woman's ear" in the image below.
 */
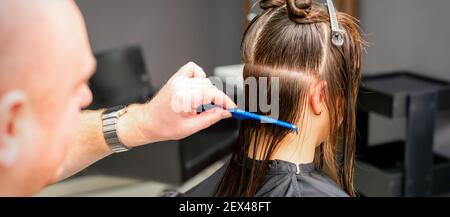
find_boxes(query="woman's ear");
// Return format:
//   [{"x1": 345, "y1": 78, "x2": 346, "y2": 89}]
[
  {"x1": 309, "y1": 80, "x2": 327, "y2": 116},
  {"x1": 0, "y1": 91, "x2": 30, "y2": 167}
]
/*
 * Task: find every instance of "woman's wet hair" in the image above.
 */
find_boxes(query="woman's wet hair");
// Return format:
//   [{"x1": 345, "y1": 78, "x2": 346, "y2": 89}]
[{"x1": 216, "y1": 0, "x2": 365, "y2": 196}]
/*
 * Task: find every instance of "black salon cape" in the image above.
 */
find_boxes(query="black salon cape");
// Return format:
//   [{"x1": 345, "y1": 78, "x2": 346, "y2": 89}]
[{"x1": 186, "y1": 159, "x2": 349, "y2": 197}]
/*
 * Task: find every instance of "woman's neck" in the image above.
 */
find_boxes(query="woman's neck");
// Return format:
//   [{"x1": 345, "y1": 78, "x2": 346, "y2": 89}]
[
  {"x1": 270, "y1": 132, "x2": 318, "y2": 164},
  {"x1": 248, "y1": 130, "x2": 322, "y2": 165}
]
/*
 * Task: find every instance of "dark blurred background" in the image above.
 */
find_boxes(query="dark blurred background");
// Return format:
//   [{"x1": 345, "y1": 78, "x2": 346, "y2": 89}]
[{"x1": 76, "y1": 0, "x2": 243, "y2": 88}]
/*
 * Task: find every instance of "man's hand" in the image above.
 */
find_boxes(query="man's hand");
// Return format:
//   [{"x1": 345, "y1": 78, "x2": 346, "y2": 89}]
[
  {"x1": 58, "y1": 62, "x2": 235, "y2": 180},
  {"x1": 117, "y1": 62, "x2": 237, "y2": 147}
]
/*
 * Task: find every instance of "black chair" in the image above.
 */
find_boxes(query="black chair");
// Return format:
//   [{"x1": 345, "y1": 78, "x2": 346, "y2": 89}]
[
  {"x1": 88, "y1": 45, "x2": 153, "y2": 110},
  {"x1": 355, "y1": 71, "x2": 450, "y2": 197},
  {"x1": 72, "y1": 45, "x2": 152, "y2": 178}
]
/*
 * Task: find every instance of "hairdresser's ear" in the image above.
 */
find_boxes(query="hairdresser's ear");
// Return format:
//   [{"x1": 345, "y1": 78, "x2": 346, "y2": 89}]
[
  {"x1": 309, "y1": 80, "x2": 327, "y2": 116},
  {"x1": 0, "y1": 91, "x2": 33, "y2": 168}
]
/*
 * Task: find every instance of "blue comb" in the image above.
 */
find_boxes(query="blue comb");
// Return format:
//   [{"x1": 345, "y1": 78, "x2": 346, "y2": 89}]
[{"x1": 200, "y1": 104, "x2": 298, "y2": 134}]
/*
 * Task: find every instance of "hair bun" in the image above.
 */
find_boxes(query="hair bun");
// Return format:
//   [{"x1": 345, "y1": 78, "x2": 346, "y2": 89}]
[
  {"x1": 260, "y1": 0, "x2": 285, "y2": 10},
  {"x1": 286, "y1": 0, "x2": 312, "y2": 23}
]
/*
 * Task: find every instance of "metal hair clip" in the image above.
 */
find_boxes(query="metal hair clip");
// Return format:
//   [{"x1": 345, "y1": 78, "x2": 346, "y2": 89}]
[{"x1": 326, "y1": 0, "x2": 344, "y2": 47}]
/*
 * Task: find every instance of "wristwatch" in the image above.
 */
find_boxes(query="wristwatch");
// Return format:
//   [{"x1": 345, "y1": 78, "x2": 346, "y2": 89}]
[{"x1": 102, "y1": 105, "x2": 130, "y2": 153}]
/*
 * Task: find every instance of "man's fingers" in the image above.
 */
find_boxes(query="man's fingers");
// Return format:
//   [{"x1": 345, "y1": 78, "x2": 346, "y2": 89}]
[
  {"x1": 209, "y1": 86, "x2": 237, "y2": 109},
  {"x1": 189, "y1": 78, "x2": 213, "y2": 110},
  {"x1": 192, "y1": 84, "x2": 236, "y2": 111},
  {"x1": 193, "y1": 108, "x2": 232, "y2": 130},
  {"x1": 171, "y1": 67, "x2": 236, "y2": 113},
  {"x1": 174, "y1": 62, "x2": 206, "y2": 78},
  {"x1": 191, "y1": 88, "x2": 204, "y2": 111}
]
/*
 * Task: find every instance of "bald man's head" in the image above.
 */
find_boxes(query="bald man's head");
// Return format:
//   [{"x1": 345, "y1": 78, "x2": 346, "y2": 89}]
[
  {"x1": 0, "y1": 0, "x2": 94, "y2": 195},
  {"x1": 0, "y1": 0, "x2": 94, "y2": 98}
]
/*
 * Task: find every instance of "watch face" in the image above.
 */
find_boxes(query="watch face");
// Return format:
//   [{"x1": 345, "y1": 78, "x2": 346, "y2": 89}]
[
  {"x1": 108, "y1": 105, "x2": 126, "y2": 113},
  {"x1": 103, "y1": 105, "x2": 125, "y2": 116},
  {"x1": 117, "y1": 108, "x2": 127, "y2": 117}
]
